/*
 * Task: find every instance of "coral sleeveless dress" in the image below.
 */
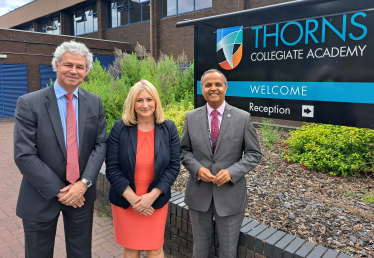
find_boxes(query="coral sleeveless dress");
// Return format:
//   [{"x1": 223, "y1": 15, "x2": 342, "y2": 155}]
[{"x1": 111, "y1": 129, "x2": 168, "y2": 250}]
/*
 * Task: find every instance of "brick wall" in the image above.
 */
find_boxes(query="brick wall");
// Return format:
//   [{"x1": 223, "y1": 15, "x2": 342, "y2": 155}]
[
  {"x1": 1, "y1": 0, "x2": 299, "y2": 62},
  {"x1": 154, "y1": 0, "x2": 249, "y2": 61},
  {"x1": 247, "y1": 0, "x2": 296, "y2": 9},
  {"x1": 95, "y1": 166, "x2": 350, "y2": 258},
  {"x1": 0, "y1": 53, "x2": 52, "y2": 92},
  {"x1": 105, "y1": 22, "x2": 151, "y2": 51},
  {"x1": 80, "y1": 31, "x2": 101, "y2": 40},
  {"x1": 0, "y1": 28, "x2": 130, "y2": 92},
  {"x1": 95, "y1": 166, "x2": 113, "y2": 218},
  {"x1": 152, "y1": 0, "x2": 298, "y2": 61},
  {"x1": 101, "y1": 0, "x2": 299, "y2": 61},
  {"x1": 97, "y1": 0, "x2": 107, "y2": 39},
  {"x1": 0, "y1": 0, "x2": 87, "y2": 28}
]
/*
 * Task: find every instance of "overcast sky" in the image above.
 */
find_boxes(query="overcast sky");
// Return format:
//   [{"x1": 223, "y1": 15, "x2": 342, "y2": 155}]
[{"x1": 0, "y1": 0, "x2": 34, "y2": 17}]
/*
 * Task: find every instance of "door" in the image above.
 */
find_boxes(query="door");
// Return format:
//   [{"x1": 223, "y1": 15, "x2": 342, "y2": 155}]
[{"x1": 0, "y1": 64, "x2": 28, "y2": 118}]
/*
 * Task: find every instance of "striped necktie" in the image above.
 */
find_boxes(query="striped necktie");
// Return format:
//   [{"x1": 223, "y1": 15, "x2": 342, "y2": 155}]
[{"x1": 65, "y1": 94, "x2": 79, "y2": 184}]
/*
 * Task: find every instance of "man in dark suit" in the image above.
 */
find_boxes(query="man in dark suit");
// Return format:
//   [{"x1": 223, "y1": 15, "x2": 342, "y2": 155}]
[
  {"x1": 14, "y1": 40, "x2": 107, "y2": 258},
  {"x1": 181, "y1": 69, "x2": 262, "y2": 258}
]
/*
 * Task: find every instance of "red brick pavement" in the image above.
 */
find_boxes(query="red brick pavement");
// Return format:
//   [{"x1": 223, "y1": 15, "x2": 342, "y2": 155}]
[{"x1": 0, "y1": 121, "x2": 155, "y2": 258}]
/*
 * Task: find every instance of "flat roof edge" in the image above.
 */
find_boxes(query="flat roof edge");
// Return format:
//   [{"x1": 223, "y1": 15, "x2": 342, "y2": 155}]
[
  {"x1": 176, "y1": 0, "x2": 339, "y2": 28},
  {"x1": 0, "y1": 0, "x2": 37, "y2": 18},
  {"x1": 0, "y1": 28, "x2": 131, "y2": 45}
]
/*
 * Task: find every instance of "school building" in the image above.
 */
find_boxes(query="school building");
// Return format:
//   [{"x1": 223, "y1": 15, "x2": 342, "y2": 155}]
[{"x1": 0, "y1": 0, "x2": 295, "y2": 118}]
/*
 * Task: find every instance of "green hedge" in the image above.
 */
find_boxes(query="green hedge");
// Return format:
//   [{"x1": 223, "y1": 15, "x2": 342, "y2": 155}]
[
  {"x1": 164, "y1": 103, "x2": 194, "y2": 139},
  {"x1": 80, "y1": 52, "x2": 194, "y2": 135},
  {"x1": 283, "y1": 123, "x2": 374, "y2": 177}
]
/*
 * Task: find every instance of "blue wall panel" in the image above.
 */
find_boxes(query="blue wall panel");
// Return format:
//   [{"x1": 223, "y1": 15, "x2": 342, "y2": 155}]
[
  {"x1": 93, "y1": 54, "x2": 115, "y2": 70},
  {"x1": 0, "y1": 64, "x2": 28, "y2": 118},
  {"x1": 40, "y1": 65, "x2": 56, "y2": 90}
]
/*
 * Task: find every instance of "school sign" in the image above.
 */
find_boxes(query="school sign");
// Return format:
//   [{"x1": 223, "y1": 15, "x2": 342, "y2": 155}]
[{"x1": 177, "y1": 0, "x2": 374, "y2": 128}]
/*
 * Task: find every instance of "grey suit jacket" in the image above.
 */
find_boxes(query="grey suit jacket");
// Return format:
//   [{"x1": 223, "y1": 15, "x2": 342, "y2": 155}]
[
  {"x1": 14, "y1": 85, "x2": 107, "y2": 222},
  {"x1": 181, "y1": 102, "x2": 262, "y2": 217}
]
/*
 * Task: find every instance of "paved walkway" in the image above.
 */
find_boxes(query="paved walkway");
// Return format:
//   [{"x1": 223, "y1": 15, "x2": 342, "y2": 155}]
[{"x1": 0, "y1": 121, "x2": 152, "y2": 258}]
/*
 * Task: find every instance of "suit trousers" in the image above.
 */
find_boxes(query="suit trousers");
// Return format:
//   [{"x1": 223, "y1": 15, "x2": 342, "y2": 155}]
[
  {"x1": 22, "y1": 203, "x2": 94, "y2": 258},
  {"x1": 189, "y1": 198, "x2": 244, "y2": 258}
]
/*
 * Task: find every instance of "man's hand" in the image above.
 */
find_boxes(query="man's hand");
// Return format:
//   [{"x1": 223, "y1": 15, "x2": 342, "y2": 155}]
[
  {"x1": 197, "y1": 167, "x2": 215, "y2": 182},
  {"x1": 212, "y1": 169, "x2": 232, "y2": 186},
  {"x1": 58, "y1": 181, "x2": 87, "y2": 208},
  {"x1": 57, "y1": 185, "x2": 85, "y2": 208}
]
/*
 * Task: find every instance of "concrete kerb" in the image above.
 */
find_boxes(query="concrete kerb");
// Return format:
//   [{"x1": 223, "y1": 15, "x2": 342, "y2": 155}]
[
  {"x1": 0, "y1": 117, "x2": 15, "y2": 123},
  {"x1": 96, "y1": 166, "x2": 351, "y2": 258}
]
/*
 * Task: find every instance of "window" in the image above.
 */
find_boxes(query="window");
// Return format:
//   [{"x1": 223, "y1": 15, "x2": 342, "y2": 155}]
[
  {"x1": 109, "y1": 0, "x2": 150, "y2": 28},
  {"x1": 162, "y1": 0, "x2": 212, "y2": 17},
  {"x1": 70, "y1": 4, "x2": 98, "y2": 35},
  {"x1": 20, "y1": 25, "x2": 34, "y2": 31},
  {"x1": 41, "y1": 17, "x2": 60, "y2": 34}
]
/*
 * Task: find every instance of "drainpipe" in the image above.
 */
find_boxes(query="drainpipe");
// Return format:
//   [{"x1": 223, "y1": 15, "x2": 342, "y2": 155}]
[{"x1": 150, "y1": 0, "x2": 154, "y2": 59}]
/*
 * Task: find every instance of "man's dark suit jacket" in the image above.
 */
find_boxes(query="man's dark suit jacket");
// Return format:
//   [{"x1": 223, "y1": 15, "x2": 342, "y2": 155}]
[
  {"x1": 105, "y1": 119, "x2": 180, "y2": 209},
  {"x1": 14, "y1": 85, "x2": 107, "y2": 222}
]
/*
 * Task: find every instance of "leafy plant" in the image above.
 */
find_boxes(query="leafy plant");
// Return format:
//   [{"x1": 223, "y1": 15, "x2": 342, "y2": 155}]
[
  {"x1": 341, "y1": 190, "x2": 374, "y2": 204},
  {"x1": 341, "y1": 192, "x2": 362, "y2": 198},
  {"x1": 46, "y1": 78, "x2": 53, "y2": 88},
  {"x1": 363, "y1": 190, "x2": 374, "y2": 203},
  {"x1": 164, "y1": 102, "x2": 194, "y2": 139},
  {"x1": 258, "y1": 118, "x2": 282, "y2": 147},
  {"x1": 283, "y1": 123, "x2": 374, "y2": 177},
  {"x1": 80, "y1": 46, "x2": 195, "y2": 134}
]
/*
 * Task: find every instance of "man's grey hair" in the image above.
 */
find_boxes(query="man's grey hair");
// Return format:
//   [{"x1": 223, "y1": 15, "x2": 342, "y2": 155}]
[
  {"x1": 200, "y1": 69, "x2": 228, "y2": 87},
  {"x1": 51, "y1": 40, "x2": 93, "y2": 72}
]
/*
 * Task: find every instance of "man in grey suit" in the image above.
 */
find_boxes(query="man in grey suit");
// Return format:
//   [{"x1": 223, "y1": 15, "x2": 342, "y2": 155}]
[
  {"x1": 14, "y1": 40, "x2": 107, "y2": 258},
  {"x1": 181, "y1": 69, "x2": 262, "y2": 258}
]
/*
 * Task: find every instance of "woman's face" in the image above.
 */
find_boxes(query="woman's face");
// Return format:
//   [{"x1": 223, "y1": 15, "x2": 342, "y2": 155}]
[{"x1": 134, "y1": 90, "x2": 156, "y2": 120}]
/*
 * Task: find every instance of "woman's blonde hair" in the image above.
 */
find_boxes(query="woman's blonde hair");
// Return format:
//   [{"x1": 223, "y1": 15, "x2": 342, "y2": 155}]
[{"x1": 122, "y1": 80, "x2": 165, "y2": 126}]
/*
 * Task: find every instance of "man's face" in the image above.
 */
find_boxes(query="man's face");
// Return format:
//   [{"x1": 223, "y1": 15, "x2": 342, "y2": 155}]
[
  {"x1": 201, "y1": 72, "x2": 228, "y2": 108},
  {"x1": 55, "y1": 52, "x2": 88, "y2": 93}
]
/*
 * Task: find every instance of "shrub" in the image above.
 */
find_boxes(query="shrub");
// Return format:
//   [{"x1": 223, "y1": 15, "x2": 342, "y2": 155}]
[
  {"x1": 283, "y1": 123, "x2": 374, "y2": 177},
  {"x1": 164, "y1": 102, "x2": 194, "y2": 139},
  {"x1": 80, "y1": 59, "x2": 130, "y2": 134},
  {"x1": 80, "y1": 47, "x2": 194, "y2": 134}
]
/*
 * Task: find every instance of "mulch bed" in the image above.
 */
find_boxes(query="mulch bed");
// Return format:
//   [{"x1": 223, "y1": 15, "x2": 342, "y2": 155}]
[{"x1": 172, "y1": 129, "x2": 374, "y2": 258}]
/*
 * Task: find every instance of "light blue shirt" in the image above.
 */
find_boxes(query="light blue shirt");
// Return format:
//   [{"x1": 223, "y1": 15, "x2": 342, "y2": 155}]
[{"x1": 54, "y1": 81, "x2": 80, "y2": 150}]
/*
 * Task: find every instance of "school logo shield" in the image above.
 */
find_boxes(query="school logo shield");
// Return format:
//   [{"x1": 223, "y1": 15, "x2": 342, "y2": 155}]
[{"x1": 216, "y1": 26, "x2": 243, "y2": 70}]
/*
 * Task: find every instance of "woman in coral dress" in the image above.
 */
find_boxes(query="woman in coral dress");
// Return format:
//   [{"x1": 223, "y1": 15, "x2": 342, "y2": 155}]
[{"x1": 106, "y1": 80, "x2": 180, "y2": 258}]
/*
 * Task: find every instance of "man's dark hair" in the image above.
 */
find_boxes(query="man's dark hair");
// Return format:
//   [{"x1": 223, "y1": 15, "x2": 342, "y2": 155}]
[{"x1": 200, "y1": 69, "x2": 228, "y2": 87}]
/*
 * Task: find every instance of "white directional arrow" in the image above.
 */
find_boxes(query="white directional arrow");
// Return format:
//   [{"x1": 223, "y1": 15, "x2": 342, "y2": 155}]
[{"x1": 302, "y1": 105, "x2": 314, "y2": 117}]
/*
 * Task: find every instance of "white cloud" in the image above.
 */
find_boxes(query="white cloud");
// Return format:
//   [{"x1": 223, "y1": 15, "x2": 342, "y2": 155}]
[{"x1": 0, "y1": 0, "x2": 34, "y2": 17}]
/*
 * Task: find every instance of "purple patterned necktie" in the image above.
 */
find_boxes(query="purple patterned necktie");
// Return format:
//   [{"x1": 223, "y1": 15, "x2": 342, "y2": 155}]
[{"x1": 211, "y1": 110, "x2": 219, "y2": 154}]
